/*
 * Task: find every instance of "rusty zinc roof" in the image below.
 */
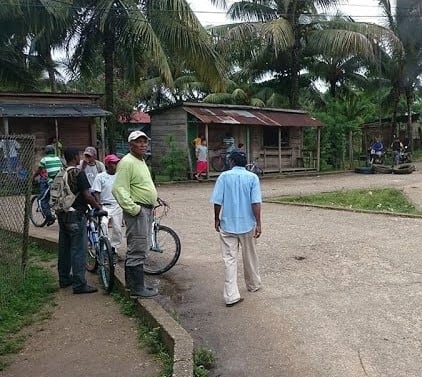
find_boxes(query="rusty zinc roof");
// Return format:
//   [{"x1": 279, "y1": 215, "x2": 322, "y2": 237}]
[
  {"x1": 0, "y1": 103, "x2": 111, "y2": 118},
  {"x1": 182, "y1": 103, "x2": 323, "y2": 127}
]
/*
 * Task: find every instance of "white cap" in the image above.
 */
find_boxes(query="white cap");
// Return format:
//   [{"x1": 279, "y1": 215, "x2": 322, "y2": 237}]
[{"x1": 128, "y1": 131, "x2": 150, "y2": 142}]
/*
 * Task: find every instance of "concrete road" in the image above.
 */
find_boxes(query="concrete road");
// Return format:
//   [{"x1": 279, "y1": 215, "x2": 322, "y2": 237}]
[{"x1": 151, "y1": 168, "x2": 422, "y2": 377}]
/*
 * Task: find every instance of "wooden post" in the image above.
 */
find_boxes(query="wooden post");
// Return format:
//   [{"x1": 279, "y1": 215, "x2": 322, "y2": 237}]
[
  {"x1": 205, "y1": 124, "x2": 209, "y2": 178},
  {"x1": 100, "y1": 118, "x2": 105, "y2": 160},
  {"x1": 278, "y1": 127, "x2": 282, "y2": 173},
  {"x1": 349, "y1": 130, "x2": 353, "y2": 168},
  {"x1": 3, "y1": 117, "x2": 9, "y2": 135},
  {"x1": 54, "y1": 119, "x2": 59, "y2": 142},
  {"x1": 316, "y1": 127, "x2": 321, "y2": 172}
]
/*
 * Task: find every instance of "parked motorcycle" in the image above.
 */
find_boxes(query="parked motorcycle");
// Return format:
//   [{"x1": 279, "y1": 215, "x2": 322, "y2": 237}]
[
  {"x1": 398, "y1": 146, "x2": 412, "y2": 164},
  {"x1": 369, "y1": 149, "x2": 385, "y2": 165}
]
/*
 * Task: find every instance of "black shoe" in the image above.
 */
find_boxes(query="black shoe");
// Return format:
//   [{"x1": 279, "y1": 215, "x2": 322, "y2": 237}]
[
  {"x1": 59, "y1": 281, "x2": 72, "y2": 288},
  {"x1": 73, "y1": 285, "x2": 98, "y2": 294},
  {"x1": 46, "y1": 216, "x2": 56, "y2": 226}
]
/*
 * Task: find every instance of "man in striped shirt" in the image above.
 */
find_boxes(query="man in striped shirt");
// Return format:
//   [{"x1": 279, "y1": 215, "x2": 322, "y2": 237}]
[{"x1": 34, "y1": 145, "x2": 63, "y2": 226}]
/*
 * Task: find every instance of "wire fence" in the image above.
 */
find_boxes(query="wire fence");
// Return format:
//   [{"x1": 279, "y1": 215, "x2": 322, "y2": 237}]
[{"x1": 0, "y1": 135, "x2": 35, "y2": 309}]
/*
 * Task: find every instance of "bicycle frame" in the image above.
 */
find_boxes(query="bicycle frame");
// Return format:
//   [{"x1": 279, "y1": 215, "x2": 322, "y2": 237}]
[
  {"x1": 150, "y1": 199, "x2": 169, "y2": 252},
  {"x1": 86, "y1": 211, "x2": 114, "y2": 292},
  {"x1": 143, "y1": 198, "x2": 181, "y2": 275}
]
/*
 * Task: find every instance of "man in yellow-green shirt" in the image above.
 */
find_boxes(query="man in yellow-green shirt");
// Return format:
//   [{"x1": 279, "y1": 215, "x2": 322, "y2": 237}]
[{"x1": 112, "y1": 130, "x2": 158, "y2": 298}]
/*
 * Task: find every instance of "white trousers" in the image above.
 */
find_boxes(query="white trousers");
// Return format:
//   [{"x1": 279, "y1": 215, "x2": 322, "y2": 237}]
[
  {"x1": 219, "y1": 229, "x2": 262, "y2": 305},
  {"x1": 101, "y1": 203, "x2": 123, "y2": 249}
]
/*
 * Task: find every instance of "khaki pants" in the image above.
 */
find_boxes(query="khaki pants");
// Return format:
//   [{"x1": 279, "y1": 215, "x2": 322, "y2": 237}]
[
  {"x1": 219, "y1": 229, "x2": 262, "y2": 305},
  {"x1": 123, "y1": 206, "x2": 152, "y2": 267},
  {"x1": 101, "y1": 203, "x2": 123, "y2": 250}
]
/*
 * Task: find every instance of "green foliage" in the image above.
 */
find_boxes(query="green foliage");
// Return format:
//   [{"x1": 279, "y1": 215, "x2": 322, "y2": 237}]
[
  {"x1": 113, "y1": 292, "x2": 138, "y2": 316},
  {"x1": 193, "y1": 347, "x2": 215, "y2": 377},
  {"x1": 276, "y1": 188, "x2": 422, "y2": 215},
  {"x1": 313, "y1": 93, "x2": 377, "y2": 169},
  {"x1": 160, "y1": 135, "x2": 188, "y2": 181},
  {"x1": 138, "y1": 324, "x2": 172, "y2": 377},
  {"x1": 0, "y1": 251, "x2": 56, "y2": 370},
  {"x1": 114, "y1": 291, "x2": 172, "y2": 377}
]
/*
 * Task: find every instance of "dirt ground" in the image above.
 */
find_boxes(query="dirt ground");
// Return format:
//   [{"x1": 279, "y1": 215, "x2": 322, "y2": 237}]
[
  {"x1": 0, "y1": 267, "x2": 161, "y2": 377},
  {"x1": 3, "y1": 164, "x2": 422, "y2": 377}
]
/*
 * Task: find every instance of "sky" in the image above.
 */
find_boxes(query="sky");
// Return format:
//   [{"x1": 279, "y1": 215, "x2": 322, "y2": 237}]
[{"x1": 188, "y1": 0, "x2": 393, "y2": 27}]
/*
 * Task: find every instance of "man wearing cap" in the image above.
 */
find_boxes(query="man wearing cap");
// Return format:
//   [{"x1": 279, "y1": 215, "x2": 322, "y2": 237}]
[
  {"x1": 92, "y1": 154, "x2": 123, "y2": 257},
  {"x1": 210, "y1": 151, "x2": 262, "y2": 307},
  {"x1": 112, "y1": 130, "x2": 158, "y2": 298},
  {"x1": 79, "y1": 146, "x2": 105, "y2": 187},
  {"x1": 33, "y1": 145, "x2": 63, "y2": 226}
]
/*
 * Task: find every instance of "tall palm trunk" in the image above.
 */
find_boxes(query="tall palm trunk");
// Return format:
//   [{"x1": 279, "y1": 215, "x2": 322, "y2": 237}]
[
  {"x1": 405, "y1": 88, "x2": 413, "y2": 150},
  {"x1": 289, "y1": 1, "x2": 300, "y2": 109},
  {"x1": 103, "y1": 27, "x2": 115, "y2": 153},
  {"x1": 290, "y1": 40, "x2": 300, "y2": 109},
  {"x1": 390, "y1": 85, "x2": 400, "y2": 134},
  {"x1": 44, "y1": 51, "x2": 57, "y2": 92}
]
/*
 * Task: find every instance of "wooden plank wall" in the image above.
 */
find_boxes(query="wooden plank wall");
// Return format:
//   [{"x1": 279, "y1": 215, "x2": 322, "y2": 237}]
[
  {"x1": 5, "y1": 117, "x2": 94, "y2": 169},
  {"x1": 150, "y1": 108, "x2": 188, "y2": 172}
]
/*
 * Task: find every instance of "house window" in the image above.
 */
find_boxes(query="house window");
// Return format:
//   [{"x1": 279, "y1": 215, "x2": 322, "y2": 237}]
[{"x1": 263, "y1": 128, "x2": 289, "y2": 147}]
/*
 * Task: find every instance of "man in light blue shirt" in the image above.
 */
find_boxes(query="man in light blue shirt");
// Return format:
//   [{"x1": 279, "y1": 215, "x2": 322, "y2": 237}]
[{"x1": 211, "y1": 151, "x2": 262, "y2": 307}]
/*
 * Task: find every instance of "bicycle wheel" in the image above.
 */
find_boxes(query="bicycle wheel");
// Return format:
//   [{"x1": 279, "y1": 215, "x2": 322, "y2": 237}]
[
  {"x1": 254, "y1": 166, "x2": 264, "y2": 177},
  {"x1": 144, "y1": 225, "x2": 181, "y2": 275},
  {"x1": 86, "y1": 226, "x2": 98, "y2": 272},
  {"x1": 30, "y1": 195, "x2": 47, "y2": 227},
  {"x1": 98, "y1": 236, "x2": 114, "y2": 293},
  {"x1": 211, "y1": 156, "x2": 225, "y2": 172}
]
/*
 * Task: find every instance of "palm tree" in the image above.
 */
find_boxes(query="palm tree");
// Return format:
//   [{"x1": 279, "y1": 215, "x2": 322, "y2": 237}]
[
  {"x1": 69, "y1": 0, "x2": 225, "y2": 152},
  {"x1": 375, "y1": 0, "x2": 422, "y2": 148},
  {"x1": 0, "y1": 0, "x2": 74, "y2": 91},
  {"x1": 210, "y1": 1, "x2": 402, "y2": 109}
]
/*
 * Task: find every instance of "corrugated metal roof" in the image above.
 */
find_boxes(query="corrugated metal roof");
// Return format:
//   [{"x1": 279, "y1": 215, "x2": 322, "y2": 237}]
[
  {"x1": 0, "y1": 103, "x2": 111, "y2": 118},
  {"x1": 183, "y1": 105, "x2": 323, "y2": 127}
]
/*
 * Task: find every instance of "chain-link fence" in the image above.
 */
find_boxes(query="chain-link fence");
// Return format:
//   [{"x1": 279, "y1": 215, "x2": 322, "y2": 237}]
[{"x1": 0, "y1": 135, "x2": 35, "y2": 309}]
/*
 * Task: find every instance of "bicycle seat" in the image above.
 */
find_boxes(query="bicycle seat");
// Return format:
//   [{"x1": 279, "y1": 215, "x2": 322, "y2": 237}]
[{"x1": 93, "y1": 209, "x2": 108, "y2": 217}]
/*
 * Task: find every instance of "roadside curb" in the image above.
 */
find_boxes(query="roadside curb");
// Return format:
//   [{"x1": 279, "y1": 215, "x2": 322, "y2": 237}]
[
  {"x1": 267, "y1": 200, "x2": 422, "y2": 219},
  {"x1": 29, "y1": 233, "x2": 194, "y2": 377},
  {"x1": 114, "y1": 266, "x2": 194, "y2": 377}
]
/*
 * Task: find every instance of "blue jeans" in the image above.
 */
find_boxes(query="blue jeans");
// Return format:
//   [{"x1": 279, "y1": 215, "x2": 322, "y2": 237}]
[
  {"x1": 39, "y1": 177, "x2": 53, "y2": 219},
  {"x1": 57, "y1": 211, "x2": 88, "y2": 290}
]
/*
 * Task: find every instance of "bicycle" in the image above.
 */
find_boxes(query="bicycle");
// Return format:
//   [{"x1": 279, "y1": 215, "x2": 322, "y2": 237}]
[
  {"x1": 85, "y1": 209, "x2": 115, "y2": 293},
  {"x1": 30, "y1": 185, "x2": 55, "y2": 227},
  {"x1": 245, "y1": 159, "x2": 264, "y2": 177},
  {"x1": 211, "y1": 151, "x2": 228, "y2": 172},
  {"x1": 144, "y1": 198, "x2": 181, "y2": 275}
]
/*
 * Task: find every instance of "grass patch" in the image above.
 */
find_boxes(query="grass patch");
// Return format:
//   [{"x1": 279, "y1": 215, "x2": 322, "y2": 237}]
[
  {"x1": 0, "y1": 247, "x2": 56, "y2": 370},
  {"x1": 274, "y1": 188, "x2": 422, "y2": 215},
  {"x1": 193, "y1": 347, "x2": 215, "y2": 377},
  {"x1": 114, "y1": 292, "x2": 172, "y2": 376},
  {"x1": 114, "y1": 292, "x2": 215, "y2": 377}
]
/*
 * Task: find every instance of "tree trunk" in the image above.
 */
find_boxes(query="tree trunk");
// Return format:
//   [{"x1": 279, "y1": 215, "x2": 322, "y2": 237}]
[
  {"x1": 289, "y1": 0, "x2": 300, "y2": 109},
  {"x1": 45, "y1": 51, "x2": 57, "y2": 92},
  {"x1": 290, "y1": 42, "x2": 300, "y2": 109},
  {"x1": 406, "y1": 88, "x2": 413, "y2": 150},
  {"x1": 390, "y1": 86, "x2": 400, "y2": 136},
  {"x1": 103, "y1": 28, "x2": 115, "y2": 153}
]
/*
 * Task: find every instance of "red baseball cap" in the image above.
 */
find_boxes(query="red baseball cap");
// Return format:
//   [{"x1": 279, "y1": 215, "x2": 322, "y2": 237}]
[{"x1": 104, "y1": 154, "x2": 120, "y2": 164}]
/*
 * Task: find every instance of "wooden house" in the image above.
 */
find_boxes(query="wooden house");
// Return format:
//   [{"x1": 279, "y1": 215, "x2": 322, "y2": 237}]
[
  {"x1": 0, "y1": 92, "x2": 111, "y2": 165},
  {"x1": 361, "y1": 113, "x2": 421, "y2": 151},
  {"x1": 149, "y1": 102, "x2": 324, "y2": 176}
]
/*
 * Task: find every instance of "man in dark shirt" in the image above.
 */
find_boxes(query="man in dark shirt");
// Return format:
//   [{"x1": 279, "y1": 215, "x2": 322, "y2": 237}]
[
  {"x1": 391, "y1": 135, "x2": 403, "y2": 165},
  {"x1": 57, "y1": 147, "x2": 104, "y2": 294}
]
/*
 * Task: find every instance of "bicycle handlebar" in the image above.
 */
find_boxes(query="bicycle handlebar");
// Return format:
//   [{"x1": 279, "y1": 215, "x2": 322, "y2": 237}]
[{"x1": 156, "y1": 197, "x2": 169, "y2": 208}]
